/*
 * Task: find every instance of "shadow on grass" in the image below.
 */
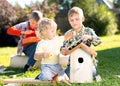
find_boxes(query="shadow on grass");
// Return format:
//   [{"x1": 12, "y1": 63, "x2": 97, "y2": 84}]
[
  {"x1": 0, "y1": 67, "x2": 23, "y2": 76},
  {"x1": 96, "y1": 47, "x2": 120, "y2": 78}
]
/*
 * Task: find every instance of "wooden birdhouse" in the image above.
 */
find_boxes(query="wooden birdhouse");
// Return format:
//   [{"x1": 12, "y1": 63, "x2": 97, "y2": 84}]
[{"x1": 70, "y1": 49, "x2": 93, "y2": 83}]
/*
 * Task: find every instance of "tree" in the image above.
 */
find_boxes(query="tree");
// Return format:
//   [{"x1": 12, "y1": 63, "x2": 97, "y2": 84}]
[
  {"x1": 0, "y1": 0, "x2": 18, "y2": 46},
  {"x1": 13, "y1": 3, "x2": 29, "y2": 24},
  {"x1": 0, "y1": 0, "x2": 16, "y2": 28},
  {"x1": 113, "y1": 0, "x2": 120, "y2": 8},
  {"x1": 73, "y1": 0, "x2": 118, "y2": 35}
]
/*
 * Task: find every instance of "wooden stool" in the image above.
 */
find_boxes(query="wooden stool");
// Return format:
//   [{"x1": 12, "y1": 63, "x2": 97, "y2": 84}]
[
  {"x1": 10, "y1": 55, "x2": 41, "y2": 68},
  {"x1": 10, "y1": 55, "x2": 28, "y2": 68}
]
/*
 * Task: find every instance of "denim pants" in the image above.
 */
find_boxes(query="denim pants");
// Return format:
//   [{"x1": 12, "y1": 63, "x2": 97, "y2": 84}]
[
  {"x1": 37, "y1": 64, "x2": 65, "y2": 81},
  {"x1": 23, "y1": 43, "x2": 37, "y2": 66}
]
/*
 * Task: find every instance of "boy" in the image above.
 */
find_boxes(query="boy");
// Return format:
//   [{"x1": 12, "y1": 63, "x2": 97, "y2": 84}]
[
  {"x1": 61, "y1": 7, "x2": 102, "y2": 81},
  {"x1": 7, "y1": 10, "x2": 43, "y2": 73}
]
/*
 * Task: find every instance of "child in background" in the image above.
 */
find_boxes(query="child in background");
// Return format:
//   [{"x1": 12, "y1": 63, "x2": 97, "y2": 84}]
[
  {"x1": 61, "y1": 7, "x2": 102, "y2": 81},
  {"x1": 7, "y1": 10, "x2": 43, "y2": 73}
]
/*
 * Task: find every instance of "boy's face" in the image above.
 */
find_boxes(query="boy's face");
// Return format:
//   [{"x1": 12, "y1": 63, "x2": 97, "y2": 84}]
[
  {"x1": 43, "y1": 26, "x2": 56, "y2": 40},
  {"x1": 29, "y1": 19, "x2": 39, "y2": 29},
  {"x1": 68, "y1": 13, "x2": 84, "y2": 32}
]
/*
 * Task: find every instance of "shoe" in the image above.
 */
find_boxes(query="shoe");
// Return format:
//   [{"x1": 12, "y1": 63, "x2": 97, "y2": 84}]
[
  {"x1": 28, "y1": 66, "x2": 36, "y2": 71},
  {"x1": 35, "y1": 74, "x2": 40, "y2": 79},
  {"x1": 23, "y1": 64, "x2": 30, "y2": 73},
  {"x1": 52, "y1": 74, "x2": 59, "y2": 81},
  {"x1": 95, "y1": 75, "x2": 102, "y2": 82},
  {"x1": 52, "y1": 74, "x2": 69, "y2": 82}
]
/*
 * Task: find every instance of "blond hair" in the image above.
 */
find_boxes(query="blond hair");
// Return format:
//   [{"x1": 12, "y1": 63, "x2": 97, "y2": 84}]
[
  {"x1": 68, "y1": 7, "x2": 84, "y2": 18},
  {"x1": 29, "y1": 10, "x2": 43, "y2": 21},
  {"x1": 39, "y1": 18, "x2": 57, "y2": 32}
]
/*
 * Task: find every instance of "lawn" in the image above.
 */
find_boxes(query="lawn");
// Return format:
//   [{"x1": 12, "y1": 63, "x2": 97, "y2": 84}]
[{"x1": 0, "y1": 34, "x2": 120, "y2": 86}]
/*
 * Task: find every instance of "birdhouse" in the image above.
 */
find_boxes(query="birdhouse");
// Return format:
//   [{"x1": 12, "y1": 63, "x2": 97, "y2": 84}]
[{"x1": 70, "y1": 49, "x2": 93, "y2": 83}]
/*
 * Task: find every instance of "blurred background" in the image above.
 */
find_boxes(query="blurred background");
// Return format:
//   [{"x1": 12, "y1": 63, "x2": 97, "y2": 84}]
[{"x1": 0, "y1": 0, "x2": 120, "y2": 47}]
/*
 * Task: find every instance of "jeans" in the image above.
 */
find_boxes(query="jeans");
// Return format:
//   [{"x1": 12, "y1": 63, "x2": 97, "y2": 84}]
[
  {"x1": 36, "y1": 64, "x2": 65, "y2": 81},
  {"x1": 65, "y1": 65, "x2": 70, "y2": 78},
  {"x1": 23, "y1": 43, "x2": 37, "y2": 66}
]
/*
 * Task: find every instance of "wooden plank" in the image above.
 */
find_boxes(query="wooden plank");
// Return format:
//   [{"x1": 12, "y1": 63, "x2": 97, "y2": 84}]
[
  {"x1": 2, "y1": 78, "x2": 52, "y2": 84},
  {"x1": 2, "y1": 78, "x2": 71, "y2": 86}
]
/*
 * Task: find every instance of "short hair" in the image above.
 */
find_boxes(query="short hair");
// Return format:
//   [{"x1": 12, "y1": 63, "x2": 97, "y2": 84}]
[
  {"x1": 68, "y1": 7, "x2": 84, "y2": 17},
  {"x1": 39, "y1": 18, "x2": 57, "y2": 32},
  {"x1": 29, "y1": 10, "x2": 43, "y2": 21}
]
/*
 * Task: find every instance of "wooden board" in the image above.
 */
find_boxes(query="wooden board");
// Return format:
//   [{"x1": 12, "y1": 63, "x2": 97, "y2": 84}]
[
  {"x1": 2, "y1": 78, "x2": 71, "y2": 86},
  {"x1": 2, "y1": 78, "x2": 52, "y2": 84}
]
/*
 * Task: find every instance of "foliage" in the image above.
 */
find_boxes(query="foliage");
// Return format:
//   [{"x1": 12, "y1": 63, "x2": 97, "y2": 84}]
[
  {"x1": 0, "y1": 0, "x2": 18, "y2": 46},
  {"x1": 0, "y1": 80, "x2": 3, "y2": 86},
  {"x1": 0, "y1": 0, "x2": 16, "y2": 28},
  {"x1": 73, "y1": 0, "x2": 118, "y2": 36},
  {"x1": 49, "y1": 0, "x2": 72, "y2": 34},
  {"x1": 13, "y1": 3, "x2": 29, "y2": 24},
  {"x1": 113, "y1": 0, "x2": 120, "y2": 8},
  {"x1": 23, "y1": 0, "x2": 58, "y2": 19}
]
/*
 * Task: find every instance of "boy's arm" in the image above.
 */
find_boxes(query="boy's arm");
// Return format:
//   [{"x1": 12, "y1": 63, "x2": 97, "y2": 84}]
[
  {"x1": 61, "y1": 42, "x2": 97, "y2": 57},
  {"x1": 34, "y1": 53, "x2": 44, "y2": 61},
  {"x1": 34, "y1": 52, "x2": 50, "y2": 61},
  {"x1": 64, "y1": 32, "x2": 75, "y2": 40},
  {"x1": 90, "y1": 29, "x2": 102, "y2": 46},
  {"x1": 7, "y1": 26, "x2": 35, "y2": 37},
  {"x1": 78, "y1": 43, "x2": 97, "y2": 57},
  {"x1": 7, "y1": 26, "x2": 21, "y2": 36}
]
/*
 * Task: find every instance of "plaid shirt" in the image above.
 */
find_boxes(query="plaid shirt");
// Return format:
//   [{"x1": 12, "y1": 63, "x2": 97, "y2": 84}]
[{"x1": 62, "y1": 26, "x2": 102, "y2": 49}]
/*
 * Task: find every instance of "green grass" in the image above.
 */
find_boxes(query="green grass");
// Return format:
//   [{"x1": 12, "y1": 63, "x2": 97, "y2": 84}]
[
  {"x1": 0, "y1": 47, "x2": 17, "y2": 66},
  {"x1": 0, "y1": 34, "x2": 120, "y2": 86}
]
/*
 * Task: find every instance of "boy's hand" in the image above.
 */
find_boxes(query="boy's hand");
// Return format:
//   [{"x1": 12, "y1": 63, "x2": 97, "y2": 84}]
[
  {"x1": 61, "y1": 47, "x2": 69, "y2": 55},
  {"x1": 43, "y1": 52, "x2": 53, "y2": 60},
  {"x1": 91, "y1": 51, "x2": 97, "y2": 58},
  {"x1": 43, "y1": 52, "x2": 51, "y2": 58},
  {"x1": 81, "y1": 35, "x2": 92, "y2": 41},
  {"x1": 21, "y1": 30, "x2": 33, "y2": 35},
  {"x1": 64, "y1": 31, "x2": 76, "y2": 40}
]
